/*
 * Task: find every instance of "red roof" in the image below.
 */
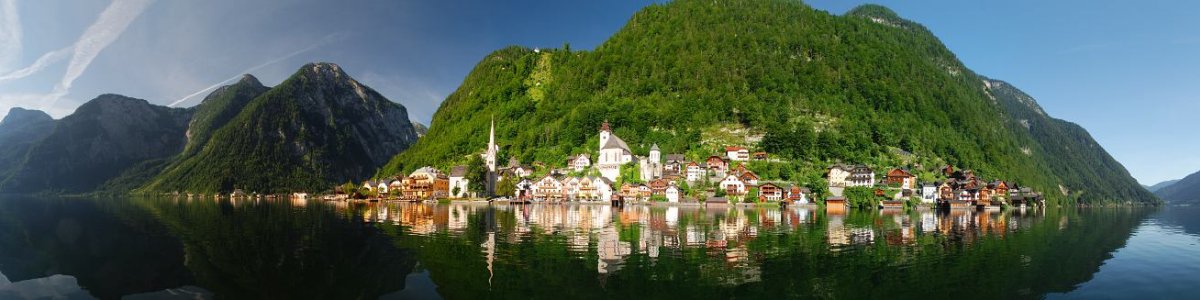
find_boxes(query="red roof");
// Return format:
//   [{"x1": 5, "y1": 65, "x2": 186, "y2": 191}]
[{"x1": 725, "y1": 146, "x2": 746, "y2": 152}]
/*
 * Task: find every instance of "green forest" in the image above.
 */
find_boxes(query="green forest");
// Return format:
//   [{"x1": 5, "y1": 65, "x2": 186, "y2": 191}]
[{"x1": 380, "y1": 0, "x2": 1156, "y2": 204}]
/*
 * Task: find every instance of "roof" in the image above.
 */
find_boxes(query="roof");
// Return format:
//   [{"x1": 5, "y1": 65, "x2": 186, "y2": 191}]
[
  {"x1": 650, "y1": 143, "x2": 660, "y2": 151},
  {"x1": 665, "y1": 154, "x2": 685, "y2": 162},
  {"x1": 601, "y1": 133, "x2": 632, "y2": 152},
  {"x1": 725, "y1": 146, "x2": 746, "y2": 152},
  {"x1": 449, "y1": 165, "x2": 467, "y2": 177}
]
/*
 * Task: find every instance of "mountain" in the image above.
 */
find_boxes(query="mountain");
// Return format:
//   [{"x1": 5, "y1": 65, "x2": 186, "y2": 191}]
[
  {"x1": 0, "y1": 95, "x2": 193, "y2": 194},
  {"x1": 1155, "y1": 172, "x2": 1200, "y2": 203},
  {"x1": 1146, "y1": 179, "x2": 1180, "y2": 193},
  {"x1": 0, "y1": 108, "x2": 56, "y2": 179},
  {"x1": 139, "y1": 63, "x2": 419, "y2": 193},
  {"x1": 379, "y1": 0, "x2": 1157, "y2": 204},
  {"x1": 412, "y1": 122, "x2": 428, "y2": 138}
]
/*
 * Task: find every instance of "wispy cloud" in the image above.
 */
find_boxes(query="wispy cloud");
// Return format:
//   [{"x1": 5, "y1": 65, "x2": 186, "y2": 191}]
[
  {"x1": 0, "y1": 46, "x2": 72, "y2": 82},
  {"x1": 0, "y1": 0, "x2": 21, "y2": 72},
  {"x1": 46, "y1": 0, "x2": 155, "y2": 109},
  {"x1": 167, "y1": 32, "x2": 347, "y2": 107}
]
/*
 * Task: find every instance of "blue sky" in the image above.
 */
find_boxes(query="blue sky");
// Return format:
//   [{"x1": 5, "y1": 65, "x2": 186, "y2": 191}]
[{"x1": 0, "y1": 0, "x2": 1195, "y2": 185}]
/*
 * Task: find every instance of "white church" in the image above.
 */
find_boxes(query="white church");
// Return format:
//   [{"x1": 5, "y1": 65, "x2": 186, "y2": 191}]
[{"x1": 595, "y1": 120, "x2": 662, "y2": 182}]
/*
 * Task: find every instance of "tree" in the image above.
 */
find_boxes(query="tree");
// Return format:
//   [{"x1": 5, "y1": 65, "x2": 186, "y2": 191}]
[
  {"x1": 618, "y1": 163, "x2": 642, "y2": 186},
  {"x1": 452, "y1": 186, "x2": 462, "y2": 198},
  {"x1": 496, "y1": 177, "x2": 516, "y2": 198},
  {"x1": 465, "y1": 155, "x2": 488, "y2": 196},
  {"x1": 744, "y1": 187, "x2": 759, "y2": 203}
]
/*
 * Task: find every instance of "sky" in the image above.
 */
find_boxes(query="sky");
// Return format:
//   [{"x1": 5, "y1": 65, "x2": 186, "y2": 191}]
[{"x1": 0, "y1": 0, "x2": 1195, "y2": 185}]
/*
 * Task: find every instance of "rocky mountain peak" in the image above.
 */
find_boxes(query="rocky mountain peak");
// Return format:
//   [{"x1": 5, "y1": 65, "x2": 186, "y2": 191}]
[
  {"x1": 1, "y1": 107, "x2": 53, "y2": 127},
  {"x1": 238, "y1": 74, "x2": 264, "y2": 88}
]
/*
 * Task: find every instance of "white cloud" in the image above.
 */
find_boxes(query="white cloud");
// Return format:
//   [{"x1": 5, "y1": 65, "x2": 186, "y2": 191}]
[
  {"x1": 167, "y1": 32, "x2": 347, "y2": 107},
  {"x1": 0, "y1": 0, "x2": 19, "y2": 72},
  {"x1": 0, "y1": 46, "x2": 72, "y2": 82},
  {"x1": 46, "y1": 0, "x2": 155, "y2": 109}
]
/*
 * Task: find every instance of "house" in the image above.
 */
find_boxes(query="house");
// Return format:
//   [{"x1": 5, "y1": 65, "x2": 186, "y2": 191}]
[
  {"x1": 706, "y1": 156, "x2": 728, "y2": 175},
  {"x1": 533, "y1": 175, "x2": 564, "y2": 202},
  {"x1": 753, "y1": 152, "x2": 768, "y2": 161},
  {"x1": 638, "y1": 184, "x2": 652, "y2": 200},
  {"x1": 758, "y1": 183, "x2": 784, "y2": 202},
  {"x1": 639, "y1": 146, "x2": 664, "y2": 181},
  {"x1": 739, "y1": 171, "x2": 760, "y2": 186},
  {"x1": 825, "y1": 196, "x2": 848, "y2": 212},
  {"x1": 649, "y1": 178, "x2": 669, "y2": 196},
  {"x1": 848, "y1": 165, "x2": 875, "y2": 187},
  {"x1": 827, "y1": 165, "x2": 852, "y2": 187},
  {"x1": 363, "y1": 180, "x2": 377, "y2": 192},
  {"x1": 571, "y1": 154, "x2": 591, "y2": 171},
  {"x1": 886, "y1": 168, "x2": 916, "y2": 190},
  {"x1": 665, "y1": 154, "x2": 686, "y2": 164},
  {"x1": 685, "y1": 162, "x2": 705, "y2": 183},
  {"x1": 595, "y1": 177, "x2": 614, "y2": 202},
  {"x1": 388, "y1": 179, "x2": 403, "y2": 193},
  {"x1": 448, "y1": 165, "x2": 469, "y2": 198},
  {"x1": 786, "y1": 185, "x2": 811, "y2": 203},
  {"x1": 596, "y1": 120, "x2": 634, "y2": 181},
  {"x1": 665, "y1": 185, "x2": 681, "y2": 203},
  {"x1": 575, "y1": 177, "x2": 598, "y2": 201},
  {"x1": 920, "y1": 183, "x2": 938, "y2": 204},
  {"x1": 515, "y1": 179, "x2": 535, "y2": 200},
  {"x1": 663, "y1": 161, "x2": 682, "y2": 176},
  {"x1": 403, "y1": 167, "x2": 450, "y2": 200},
  {"x1": 990, "y1": 181, "x2": 1009, "y2": 202},
  {"x1": 377, "y1": 181, "x2": 390, "y2": 194},
  {"x1": 561, "y1": 177, "x2": 580, "y2": 201},
  {"x1": 619, "y1": 183, "x2": 639, "y2": 200},
  {"x1": 725, "y1": 146, "x2": 750, "y2": 161},
  {"x1": 941, "y1": 165, "x2": 955, "y2": 177},
  {"x1": 720, "y1": 174, "x2": 746, "y2": 196},
  {"x1": 938, "y1": 181, "x2": 956, "y2": 201},
  {"x1": 510, "y1": 165, "x2": 534, "y2": 178}
]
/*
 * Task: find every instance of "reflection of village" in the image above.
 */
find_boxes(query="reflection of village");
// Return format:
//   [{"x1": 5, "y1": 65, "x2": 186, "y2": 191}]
[{"x1": 334, "y1": 201, "x2": 1043, "y2": 284}]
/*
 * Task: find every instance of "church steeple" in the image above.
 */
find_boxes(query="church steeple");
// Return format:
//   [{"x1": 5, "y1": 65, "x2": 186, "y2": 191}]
[{"x1": 486, "y1": 116, "x2": 497, "y2": 172}]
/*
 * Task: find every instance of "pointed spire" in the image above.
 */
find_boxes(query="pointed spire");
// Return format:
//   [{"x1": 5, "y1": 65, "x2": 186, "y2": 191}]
[{"x1": 488, "y1": 116, "x2": 495, "y2": 151}]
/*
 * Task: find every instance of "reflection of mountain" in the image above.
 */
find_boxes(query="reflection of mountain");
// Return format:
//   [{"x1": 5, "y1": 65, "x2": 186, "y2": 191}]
[
  {"x1": 134, "y1": 197, "x2": 416, "y2": 299},
  {"x1": 0, "y1": 197, "x2": 192, "y2": 299},
  {"x1": 363, "y1": 203, "x2": 1150, "y2": 299}
]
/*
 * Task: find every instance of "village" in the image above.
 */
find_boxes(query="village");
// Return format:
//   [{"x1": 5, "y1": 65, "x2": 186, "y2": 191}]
[{"x1": 344, "y1": 120, "x2": 1046, "y2": 212}]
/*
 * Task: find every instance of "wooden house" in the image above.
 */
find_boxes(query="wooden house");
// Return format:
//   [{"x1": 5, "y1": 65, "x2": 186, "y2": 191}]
[
  {"x1": 758, "y1": 183, "x2": 784, "y2": 202},
  {"x1": 886, "y1": 168, "x2": 916, "y2": 190}
]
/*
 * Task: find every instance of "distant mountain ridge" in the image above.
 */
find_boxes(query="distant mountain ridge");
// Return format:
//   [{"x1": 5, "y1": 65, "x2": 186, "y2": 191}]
[
  {"x1": 1155, "y1": 172, "x2": 1200, "y2": 203},
  {"x1": 0, "y1": 95, "x2": 193, "y2": 193},
  {"x1": 0, "y1": 63, "x2": 418, "y2": 194},
  {"x1": 1147, "y1": 179, "x2": 1180, "y2": 193}
]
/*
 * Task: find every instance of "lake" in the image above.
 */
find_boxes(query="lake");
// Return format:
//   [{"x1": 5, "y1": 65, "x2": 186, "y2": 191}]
[{"x1": 0, "y1": 196, "x2": 1193, "y2": 299}]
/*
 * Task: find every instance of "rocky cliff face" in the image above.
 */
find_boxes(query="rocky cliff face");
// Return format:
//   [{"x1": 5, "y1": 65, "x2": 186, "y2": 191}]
[
  {"x1": 140, "y1": 63, "x2": 418, "y2": 193},
  {"x1": 0, "y1": 95, "x2": 193, "y2": 193},
  {"x1": 0, "y1": 108, "x2": 57, "y2": 179}
]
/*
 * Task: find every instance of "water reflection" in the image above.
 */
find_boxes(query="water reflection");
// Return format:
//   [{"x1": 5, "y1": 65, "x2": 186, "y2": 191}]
[{"x1": 0, "y1": 196, "x2": 1159, "y2": 299}]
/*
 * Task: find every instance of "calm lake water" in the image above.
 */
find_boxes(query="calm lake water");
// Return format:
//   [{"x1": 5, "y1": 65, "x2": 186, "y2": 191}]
[{"x1": 0, "y1": 196, "x2": 1194, "y2": 299}]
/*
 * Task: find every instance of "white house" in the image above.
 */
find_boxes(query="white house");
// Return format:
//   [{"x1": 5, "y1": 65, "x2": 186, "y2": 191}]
[
  {"x1": 377, "y1": 181, "x2": 390, "y2": 194},
  {"x1": 720, "y1": 174, "x2": 746, "y2": 196},
  {"x1": 639, "y1": 144, "x2": 663, "y2": 181},
  {"x1": 595, "y1": 177, "x2": 614, "y2": 201},
  {"x1": 596, "y1": 120, "x2": 633, "y2": 181},
  {"x1": 534, "y1": 176, "x2": 564, "y2": 202},
  {"x1": 827, "y1": 165, "x2": 852, "y2": 187},
  {"x1": 515, "y1": 179, "x2": 535, "y2": 199},
  {"x1": 572, "y1": 154, "x2": 591, "y2": 171},
  {"x1": 363, "y1": 180, "x2": 377, "y2": 191},
  {"x1": 665, "y1": 185, "x2": 681, "y2": 203},
  {"x1": 848, "y1": 165, "x2": 875, "y2": 187},
  {"x1": 725, "y1": 146, "x2": 750, "y2": 162},
  {"x1": 685, "y1": 162, "x2": 705, "y2": 183},
  {"x1": 562, "y1": 177, "x2": 580, "y2": 201},
  {"x1": 920, "y1": 183, "x2": 938, "y2": 204},
  {"x1": 448, "y1": 166, "x2": 470, "y2": 198}
]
